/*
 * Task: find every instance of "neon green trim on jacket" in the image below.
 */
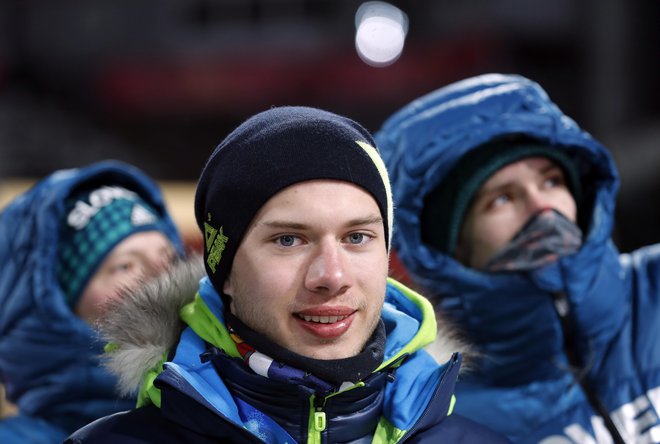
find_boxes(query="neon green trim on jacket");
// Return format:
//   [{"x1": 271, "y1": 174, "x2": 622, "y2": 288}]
[
  {"x1": 107, "y1": 339, "x2": 166, "y2": 408},
  {"x1": 372, "y1": 417, "x2": 406, "y2": 444},
  {"x1": 376, "y1": 278, "x2": 437, "y2": 372},
  {"x1": 179, "y1": 293, "x2": 240, "y2": 358},
  {"x1": 136, "y1": 354, "x2": 167, "y2": 408},
  {"x1": 136, "y1": 292, "x2": 241, "y2": 408},
  {"x1": 103, "y1": 342, "x2": 118, "y2": 353},
  {"x1": 370, "y1": 396, "x2": 454, "y2": 444},
  {"x1": 448, "y1": 394, "x2": 456, "y2": 416}
]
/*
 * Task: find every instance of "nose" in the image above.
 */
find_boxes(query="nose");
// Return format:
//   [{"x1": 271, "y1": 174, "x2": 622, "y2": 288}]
[
  {"x1": 304, "y1": 240, "x2": 351, "y2": 296},
  {"x1": 525, "y1": 187, "x2": 552, "y2": 216}
]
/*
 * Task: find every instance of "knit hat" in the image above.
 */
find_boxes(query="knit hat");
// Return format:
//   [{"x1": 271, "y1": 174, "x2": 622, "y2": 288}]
[
  {"x1": 421, "y1": 141, "x2": 582, "y2": 255},
  {"x1": 57, "y1": 185, "x2": 169, "y2": 306},
  {"x1": 194, "y1": 106, "x2": 393, "y2": 297}
]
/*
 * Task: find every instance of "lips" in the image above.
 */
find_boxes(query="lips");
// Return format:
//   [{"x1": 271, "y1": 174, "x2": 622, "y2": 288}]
[{"x1": 294, "y1": 308, "x2": 356, "y2": 339}]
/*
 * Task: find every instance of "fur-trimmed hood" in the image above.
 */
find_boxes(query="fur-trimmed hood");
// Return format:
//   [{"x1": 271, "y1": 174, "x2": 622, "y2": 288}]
[{"x1": 98, "y1": 256, "x2": 206, "y2": 396}]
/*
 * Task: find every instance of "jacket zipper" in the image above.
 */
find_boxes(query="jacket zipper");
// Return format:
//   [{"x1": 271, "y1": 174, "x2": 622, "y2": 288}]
[
  {"x1": 308, "y1": 394, "x2": 327, "y2": 444},
  {"x1": 552, "y1": 291, "x2": 626, "y2": 444}
]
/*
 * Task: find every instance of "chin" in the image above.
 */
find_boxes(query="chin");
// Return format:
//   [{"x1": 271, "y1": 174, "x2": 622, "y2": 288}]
[{"x1": 303, "y1": 344, "x2": 359, "y2": 361}]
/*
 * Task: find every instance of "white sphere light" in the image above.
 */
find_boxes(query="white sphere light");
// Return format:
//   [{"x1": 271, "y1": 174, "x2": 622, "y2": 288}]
[{"x1": 355, "y1": 2, "x2": 408, "y2": 67}]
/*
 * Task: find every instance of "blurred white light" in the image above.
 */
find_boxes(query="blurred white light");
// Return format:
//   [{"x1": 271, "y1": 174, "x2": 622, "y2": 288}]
[{"x1": 355, "y1": 1, "x2": 408, "y2": 68}]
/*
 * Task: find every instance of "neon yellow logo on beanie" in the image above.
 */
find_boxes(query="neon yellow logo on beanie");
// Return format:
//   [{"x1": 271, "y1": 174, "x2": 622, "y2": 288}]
[{"x1": 205, "y1": 213, "x2": 229, "y2": 274}]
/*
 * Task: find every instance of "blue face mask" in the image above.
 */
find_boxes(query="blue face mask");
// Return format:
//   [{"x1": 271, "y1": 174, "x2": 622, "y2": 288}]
[{"x1": 484, "y1": 209, "x2": 583, "y2": 272}]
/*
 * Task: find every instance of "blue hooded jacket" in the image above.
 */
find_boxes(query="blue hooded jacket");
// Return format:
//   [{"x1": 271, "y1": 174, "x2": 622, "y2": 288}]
[
  {"x1": 375, "y1": 74, "x2": 660, "y2": 443},
  {"x1": 0, "y1": 160, "x2": 184, "y2": 443},
  {"x1": 64, "y1": 261, "x2": 510, "y2": 443}
]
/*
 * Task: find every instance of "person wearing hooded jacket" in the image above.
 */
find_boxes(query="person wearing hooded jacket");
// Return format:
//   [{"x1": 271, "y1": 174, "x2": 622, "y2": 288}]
[
  {"x1": 0, "y1": 160, "x2": 184, "y2": 444},
  {"x1": 65, "y1": 106, "x2": 510, "y2": 443},
  {"x1": 375, "y1": 73, "x2": 660, "y2": 443}
]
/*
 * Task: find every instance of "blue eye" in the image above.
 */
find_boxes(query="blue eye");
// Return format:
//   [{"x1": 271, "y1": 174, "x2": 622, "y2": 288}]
[
  {"x1": 348, "y1": 233, "x2": 364, "y2": 244},
  {"x1": 544, "y1": 176, "x2": 563, "y2": 188},
  {"x1": 277, "y1": 235, "x2": 297, "y2": 247},
  {"x1": 491, "y1": 194, "x2": 510, "y2": 208}
]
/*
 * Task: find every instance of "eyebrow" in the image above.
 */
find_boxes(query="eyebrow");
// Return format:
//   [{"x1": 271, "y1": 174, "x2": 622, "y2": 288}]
[
  {"x1": 260, "y1": 215, "x2": 383, "y2": 230},
  {"x1": 475, "y1": 182, "x2": 508, "y2": 200},
  {"x1": 476, "y1": 161, "x2": 563, "y2": 199},
  {"x1": 541, "y1": 162, "x2": 563, "y2": 175}
]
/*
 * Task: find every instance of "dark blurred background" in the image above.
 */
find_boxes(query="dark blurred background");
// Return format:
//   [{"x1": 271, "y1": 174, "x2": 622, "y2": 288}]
[{"x1": 0, "y1": 0, "x2": 658, "y2": 252}]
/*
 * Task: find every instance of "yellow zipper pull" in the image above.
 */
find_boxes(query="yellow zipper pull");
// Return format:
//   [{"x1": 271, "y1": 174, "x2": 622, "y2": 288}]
[{"x1": 314, "y1": 411, "x2": 326, "y2": 432}]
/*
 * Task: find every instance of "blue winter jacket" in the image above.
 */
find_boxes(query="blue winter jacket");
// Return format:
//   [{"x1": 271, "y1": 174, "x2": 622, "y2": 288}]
[
  {"x1": 0, "y1": 160, "x2": 183, "y2": 443},
  {"x1": 65, "y1": 268, "x2": 510, "y2": 443},
  {"x1": 375, "y1": 73, "x2": 660, "y2": 443}
]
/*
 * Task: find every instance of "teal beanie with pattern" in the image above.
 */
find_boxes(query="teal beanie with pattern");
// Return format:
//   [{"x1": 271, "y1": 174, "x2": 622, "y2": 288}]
[{"x1": 57, "y1": 185, "x2": 168, "y2": 307}]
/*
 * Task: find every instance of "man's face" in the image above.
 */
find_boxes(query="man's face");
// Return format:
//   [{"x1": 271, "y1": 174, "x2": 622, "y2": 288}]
[
  {"x1": 75, "y1": 231, "x2": 176, "y2": 325},
  {"x1": 223, "y1": 179, "x2": 388, "y2": 360},
  {"x1": 457, "y1": 157, "x2": 577, "y2": 269}
]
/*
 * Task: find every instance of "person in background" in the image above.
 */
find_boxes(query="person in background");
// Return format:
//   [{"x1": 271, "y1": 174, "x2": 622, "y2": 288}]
[
  {"x1": 375, "y1": 73, "x2": 660, "y2": 443},
  {"x1": 65, "y1": 106, "x2": 509, "y2": 443},
  {"x1": 0, "y1": 160, "x2": 184, "y2": 443}
]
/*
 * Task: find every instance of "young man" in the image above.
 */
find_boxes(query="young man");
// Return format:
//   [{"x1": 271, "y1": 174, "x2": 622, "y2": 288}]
[
  {"x1": 0, "y1": 160, "x2": 184, "y2": 443},
  {"x1": 376, "y1": 73, "x2": 660, "y2": 443},
  {"x1": 65, "y1": 106, "x2": 509, "y2": 443}
]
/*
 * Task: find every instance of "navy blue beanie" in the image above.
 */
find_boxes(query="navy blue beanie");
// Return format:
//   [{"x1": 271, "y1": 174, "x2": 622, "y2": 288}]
[{"x1": 194, "y1": 106, "x2": 393, "y2": 297}]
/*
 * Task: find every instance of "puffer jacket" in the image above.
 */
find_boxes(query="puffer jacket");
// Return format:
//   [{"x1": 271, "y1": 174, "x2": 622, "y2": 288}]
[
  {"x1": 0, "y1": 160, "x2": 183, "y2": 443},
  {"x1": 65, "y1": 258, "x2": 510, "y2": 443},
  {"x1": 375, "y1": 73, "x2": 660, "y2": 443}
]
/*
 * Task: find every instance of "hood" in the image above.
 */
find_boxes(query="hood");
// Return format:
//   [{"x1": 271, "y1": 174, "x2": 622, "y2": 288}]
[
  {"x1": 0, "y1": 160, "x2": 184, "y2": 430},
  {"x1": 375, "y1": 73, "x2": 623, "y2": 383}
]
